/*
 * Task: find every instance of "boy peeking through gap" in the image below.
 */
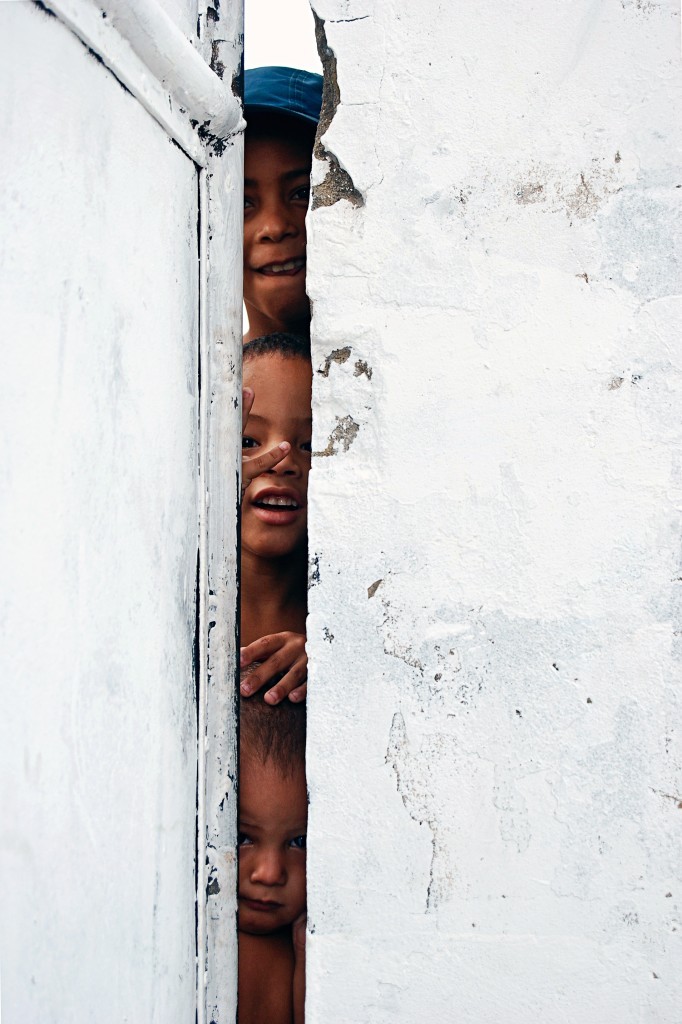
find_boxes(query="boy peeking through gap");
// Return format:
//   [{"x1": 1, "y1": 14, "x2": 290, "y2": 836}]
[
  {"x1": 240, "y1": 334, "x2": 311, "y2": 705},
  {"x1": 242, "y1": 67, "x2": 322, "y2": 343},
  {"x1": 238, "y1": 680, "x2": 307, "y2": 1024}
]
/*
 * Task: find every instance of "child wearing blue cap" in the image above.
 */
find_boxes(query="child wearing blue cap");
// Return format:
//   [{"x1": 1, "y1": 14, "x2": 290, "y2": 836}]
[{"x1": 243, "y1": 67, "x2": 322, "y2": 343}]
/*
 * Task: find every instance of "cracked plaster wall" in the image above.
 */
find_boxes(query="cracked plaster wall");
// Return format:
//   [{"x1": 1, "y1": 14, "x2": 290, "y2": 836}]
[{"x1": 305, "y1": 0, "x2": 682, "y2": 1020}]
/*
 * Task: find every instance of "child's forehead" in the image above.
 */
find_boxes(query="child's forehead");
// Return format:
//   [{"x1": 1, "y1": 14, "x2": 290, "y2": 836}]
[
  {"x1": 244, "y1": 354, "x2": 311, "y2": 388},
  {"x1": 239, "y1": 757, "x2": 307, "y2": 824},
  {"x1": 245, "y1": 115, "x2": 314, "y2": 153},
  {"x1": 240, "y1": 752, "x2": 305, "y2": 784},
  {"x1": 244, "y1": 133, "x2": 313, "y2": 181}
]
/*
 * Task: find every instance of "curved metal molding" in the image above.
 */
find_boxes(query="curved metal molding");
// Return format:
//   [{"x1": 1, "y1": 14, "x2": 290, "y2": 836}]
[{"x1": 41, "y1": 0, "x2": 245, "y2": 165}]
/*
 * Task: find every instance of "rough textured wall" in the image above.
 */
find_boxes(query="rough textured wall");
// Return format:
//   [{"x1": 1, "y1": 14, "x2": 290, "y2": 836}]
[{"x1": 306, "y1": 0, "x2": 682, "y2": 1020}]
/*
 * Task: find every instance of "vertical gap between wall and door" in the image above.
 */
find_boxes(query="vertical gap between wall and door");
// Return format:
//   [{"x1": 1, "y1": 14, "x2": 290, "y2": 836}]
[{"x1": 237, "y1": 5, "x2": 323, "y2": 1019}]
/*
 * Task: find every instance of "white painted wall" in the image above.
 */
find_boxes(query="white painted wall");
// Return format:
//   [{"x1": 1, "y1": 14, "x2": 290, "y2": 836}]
[
  {"x1": 306, "y1": 0, "x2": 682, "y2": 1020},
  {"x1": 0, "y1": 3, "x2": 243, "y2": 1021}
]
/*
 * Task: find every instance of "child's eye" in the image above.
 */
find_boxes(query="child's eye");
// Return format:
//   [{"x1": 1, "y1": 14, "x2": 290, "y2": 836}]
[
  {"x1": 291, "y1": 184, "x2": 310, "y2": 202},
  {"x1": 238, "y1": 832, "x2": 253, "y2": 847},
  {"x1": 244, "y1": 196, "x2": 254, "y2": 210},
  {"x1": 300, "y1": 441, "x2": 312, "y2": 454},
  {"x1": 289, "y1": 835, "x2": 306, "y2": 850},
  {"x1": 242, "y1": 436, "x2": 259, "y2": 450}
]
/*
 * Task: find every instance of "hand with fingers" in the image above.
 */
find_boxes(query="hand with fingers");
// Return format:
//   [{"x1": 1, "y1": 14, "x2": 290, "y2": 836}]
[
  {"x1": 241, "y1": 386, "x2": 291, "y2": 500},
  {"x1": 240, "y1": 631, "x2": 308, "y2": 704}
]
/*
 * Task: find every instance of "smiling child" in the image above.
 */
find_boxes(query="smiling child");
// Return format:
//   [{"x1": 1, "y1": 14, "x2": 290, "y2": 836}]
[
  {"x1": 240, "y1": 333, "x2": 311, "y2": 703},
  {"x1": 243, "y1": 67, "x2": 322, "y2": 343},
  {"x1": 238, "y1": 685, "x2": 307, "y2": 1024}
]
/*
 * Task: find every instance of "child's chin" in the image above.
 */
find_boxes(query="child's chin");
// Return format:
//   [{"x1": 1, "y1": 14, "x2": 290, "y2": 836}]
[
  {"x1": 238, "y1": 912, "x2": 292, "y2": 936},
  {"x1": 247, "y1": 534, "x2": 307, "y2": 561},
  {"x1": 253, "y1": 292, "x2": 309, "y2": 329}
]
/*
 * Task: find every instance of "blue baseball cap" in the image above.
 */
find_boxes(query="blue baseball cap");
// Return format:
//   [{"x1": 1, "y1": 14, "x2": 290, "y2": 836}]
[{"x1": 244, "y1": 66, "x2": 322, "y2": 127}]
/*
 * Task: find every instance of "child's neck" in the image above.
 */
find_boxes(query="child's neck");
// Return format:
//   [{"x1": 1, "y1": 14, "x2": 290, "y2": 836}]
[
  {"x1": 240, "y1": 548, "x2": 307, "y2": 643},
  {"x1": 244, "y1": 304, "x2": 309, "y2": 344}
]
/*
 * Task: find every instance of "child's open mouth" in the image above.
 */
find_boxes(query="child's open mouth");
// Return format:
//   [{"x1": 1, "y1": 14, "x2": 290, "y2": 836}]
[
  {"x1": 254, "y1": 496, "x2": 300, "y2": 510},
  {"x1": 257, "y1": 258, "x2": 305, "y2": 277},
  {"x1": 251, "y1": 489, "x2": 304, "y2": 526}
]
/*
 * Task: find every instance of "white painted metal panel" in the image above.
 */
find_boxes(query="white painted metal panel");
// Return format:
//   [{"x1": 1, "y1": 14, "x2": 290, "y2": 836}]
[
  {"x1": 307, "y1": 0, "x2": 682, "y2": 1021},
  {"x1": 0, "y1": 5, "x2": 200, "y2": 1020}
]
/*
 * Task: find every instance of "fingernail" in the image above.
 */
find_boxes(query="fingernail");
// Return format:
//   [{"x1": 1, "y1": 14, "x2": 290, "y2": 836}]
[
  {"x1": 243, "y1": 387, "x2": 253, "y2": 399},
  {"x1": 279, "y1": 442, "x2": 290, "y2": 451},
  {"x1": 240, "y1": 682, "x2": 251, "y2": 696},
  {"x1": 264, "y1": 690, "x2": 278, "y2": 704}
]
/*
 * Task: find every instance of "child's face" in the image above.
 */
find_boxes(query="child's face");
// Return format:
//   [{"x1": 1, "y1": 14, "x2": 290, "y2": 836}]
[
  {"x1": 238, "y1": 756, "x2": 307, "y2": 935},
  {"x1": 244, "y1": 130, "x2": 312, "y2": 334},
  {"x1": 242, "y1": 355, "x2": 311, "y2": 561}
]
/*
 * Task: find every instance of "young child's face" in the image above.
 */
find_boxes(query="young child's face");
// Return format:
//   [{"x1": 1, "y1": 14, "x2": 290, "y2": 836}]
[
  {"x1": 238, "y1": 756, "x2": 307, "y2": 935},
  {"x1": 244, "y1": 129, "x2": 312, "y2": 334},
  {"x1": 242, "y1": 354, "x2": 312, "y2": 561}
]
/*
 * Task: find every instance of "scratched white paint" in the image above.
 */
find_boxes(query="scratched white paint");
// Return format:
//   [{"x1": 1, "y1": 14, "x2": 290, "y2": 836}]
[
  {"x1": 0, "y1": 2, "x2": 242, "y2": 1021},
  {"x1": 306, "y1": 1, "x2": 682, "y2": 1020}
]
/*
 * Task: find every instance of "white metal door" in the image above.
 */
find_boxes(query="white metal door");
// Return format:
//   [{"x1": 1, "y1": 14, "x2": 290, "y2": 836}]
[{"x1": 0, "y1": 2, "x2": 243, "y2": 1021}]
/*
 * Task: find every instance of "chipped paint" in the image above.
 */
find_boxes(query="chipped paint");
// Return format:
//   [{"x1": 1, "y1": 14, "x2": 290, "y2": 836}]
[{"x1": 306, "y1": 0, "x2": 682, "y2": 1019}]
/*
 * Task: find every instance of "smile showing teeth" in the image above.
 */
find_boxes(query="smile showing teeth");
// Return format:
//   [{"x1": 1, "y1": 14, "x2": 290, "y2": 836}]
[
  {"x1": 259, "y1": 259, "x2": 304, "y2": 276},
  {"x1": 256, "y1": 496, "x2": 300, "y2": 509}
]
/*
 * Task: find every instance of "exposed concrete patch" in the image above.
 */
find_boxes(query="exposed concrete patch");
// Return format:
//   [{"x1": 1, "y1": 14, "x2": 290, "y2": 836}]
[
  {"x1": 311, "y1": 12, "x2": 364, "y2": 210},
  {"x1": 315, "y1": 414, "x2": 360, "y2": 456},
  {"x1": 318, "y1": 346, "x2": 352, "y2": 376}
]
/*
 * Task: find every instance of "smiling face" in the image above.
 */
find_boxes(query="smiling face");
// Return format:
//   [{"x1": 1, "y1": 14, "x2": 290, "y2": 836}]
[
  {"x1": 243, "y1": 120, "x2": 314, "y2": 340},
  {"x1": 242, "y1": 354, "x2": 312, "y2": 562},
  {"x1": 238, "y1": 755, "x2": 307, "y2": 935}
]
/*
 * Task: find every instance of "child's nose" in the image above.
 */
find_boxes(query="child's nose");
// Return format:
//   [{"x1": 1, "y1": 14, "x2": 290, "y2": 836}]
[
  {"x1": 255, "y1": 201, "x2": 297, "y2": 244},
  {"x1": 251, "y1": 848, "x2": 286, "y2": 886},
  {"x1": 269, "y1": 446, "x2": 301, "y2": 477}
]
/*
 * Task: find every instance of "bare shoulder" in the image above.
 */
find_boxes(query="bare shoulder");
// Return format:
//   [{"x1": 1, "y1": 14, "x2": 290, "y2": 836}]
[{"x1": 238, "y1": 929, "x2": 295, "y2": 1024}]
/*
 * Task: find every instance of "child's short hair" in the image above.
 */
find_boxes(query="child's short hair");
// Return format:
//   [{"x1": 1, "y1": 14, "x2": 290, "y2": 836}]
[
  {"x1": 243, "y1": 332, "x2": 311, "y2": 363},
  {"x1": 239, "y1": 683, "x2": 306, "y2": 777}
]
